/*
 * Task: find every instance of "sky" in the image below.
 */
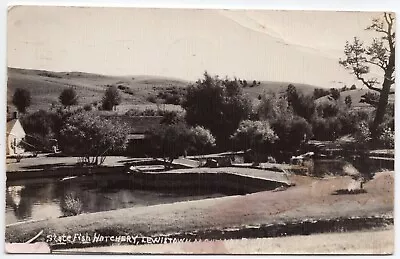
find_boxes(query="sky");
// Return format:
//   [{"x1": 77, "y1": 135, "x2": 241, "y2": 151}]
[{"x1": 7, "y1": 6, "x2": 390, "y2": 88}]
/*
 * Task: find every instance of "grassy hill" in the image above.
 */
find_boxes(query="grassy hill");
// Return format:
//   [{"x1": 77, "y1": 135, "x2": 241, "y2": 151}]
[
  {"x1": 7, "y1": 67, "x2": 328, "y2": 113},
  {"x1": 315, "y1": 88, "x2": 395, "y2": 110},
  {"x1": 242, "y1": 81, "x2": 317, "y2": 100},
  {"x1": 7, "y1": 68, "x2": 189, "y2": 113}
]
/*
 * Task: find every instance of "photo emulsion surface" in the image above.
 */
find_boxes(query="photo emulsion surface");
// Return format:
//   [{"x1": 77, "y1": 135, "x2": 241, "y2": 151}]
[{"x1": 5, "y1": 6, "x2": 395, "y2": 254}]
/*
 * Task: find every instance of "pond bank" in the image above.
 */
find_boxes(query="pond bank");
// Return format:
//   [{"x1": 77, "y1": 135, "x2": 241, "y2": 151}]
[{"x1": 6, "y1": 171, "x2": 394, "y2": 249}]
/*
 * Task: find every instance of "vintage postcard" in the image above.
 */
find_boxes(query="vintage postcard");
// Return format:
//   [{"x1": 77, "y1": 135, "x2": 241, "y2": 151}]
[{"x1": 5, "y1": 6, "x2": 395, "y2": 254}]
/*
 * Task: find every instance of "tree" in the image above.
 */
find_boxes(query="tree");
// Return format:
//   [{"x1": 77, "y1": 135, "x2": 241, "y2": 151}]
[
  {"x1": 190, "y1": 126, "x2": 216, "y2": 155},
  {"x1": 360, "y1": 91, "x2": 380, "y2": 107},
  {"x1": 345, "y1": 95, "x2": 352, "y2": 108},
  {"x1": 160, "y1": 110, "x2": 184, "y2": 125},
  {"x1": 12, "y1": 88, "x2": 31, "y2": 113},
  {"x1": 59, "y1": 87, "x2": 78, "y2": 108},
  {"x1": 330, "y1": 88, "x2": 341, "y2": 101},
  {"x1": 350, "y1": 84, "x2": 357, "y2": 90},
  {"x1": 60, "y1": 112, "x2": 128, "y2": 165},
  {"x1": 313, "y1": 88, "x2": 330, "y2": 99},
  {"x1": 339, "y1": 12, "x2": 395, "y2": 139},
  {"x1": 231, "y1": 120, "x2": 278, "y2": 165},
  {"x1": 21, "y1": 110, "x2": 58, "y2": 152},
  {"x1": 182, "y1": 72, "x2": 252, "y2": 150},
  {"x1": 146, "y1": 122, "x2": 192, "y2": 168},
  {"x1": 286, "y1": 84, "x2": 315, "y2": 121},
  {"x1": 102, "y1": 86, "x2": 121, "y2": 111}
]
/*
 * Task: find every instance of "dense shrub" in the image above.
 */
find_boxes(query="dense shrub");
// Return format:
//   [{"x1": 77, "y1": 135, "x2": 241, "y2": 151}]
[
  {"x1": 353, "y1": 121, "x2": 372, "y2": 149},
  {"x1": 231, "y1": 120, "x2": 278, "y2": 163},
  {"x1": 20, "y1": 110, "x2": 58, "y2": 152},
  {"x1": 311, "y1": 116, "x2": 342, "y2": 141},
  {"x1": 12, "y1": 88, "x2": 31, "y2": 113},
  {"x1": 271, "y1": 116, "x2": 313, "y2": 152},
  {"x1": 146, "y1": 95, "x2": 157, "y2": 103},
  {"x1": 286, "y1": 84, "x2": 316, "y2": 121},
  {"x1": 59, "y1": 87, "x2": 78, "y2": 107},
  {"x1": 378, "y1": 126, "x2": 394, "y2": 148},
  {"x1": 182, "y1": 72, "x2": 252, "y2": 150},
  {"x1": 145, "y1": 122, "x2": 192, "y2": 167},
  {"x1": 160, "y1": 110, "x2": 184, "y2": 125},
  {"x1": 316, "y1": 102, "x2": 339, "y2": 118},
  {"x1": 101, "y1": 86, "x2": 121, "y2": 111},
  {"x1": 60, "y1": 111, "x2": 128, "y2": 164},
  {"x1": 156, "y1": 86, "x2": 185, "y2": 105},
  {"x1": 345, "y1": 95, "x2": 352, "y2": 108},
  {"x1": 83, "y1": 104, "x2": 93, "y2": 111},
  {"x1": 313, "y1": 88, "x2": 331, "y2": 99},
  {"x1": 189, "y1": 126, "x2": 216, "y2": 155},
  {"x1": 330, "y1": 88, "x2": 341, "y2": 100}
]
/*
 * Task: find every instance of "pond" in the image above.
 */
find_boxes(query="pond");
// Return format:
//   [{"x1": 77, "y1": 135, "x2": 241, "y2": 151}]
[{"x1": 5, "y1": 174, "x2": 228, "y2": 225}]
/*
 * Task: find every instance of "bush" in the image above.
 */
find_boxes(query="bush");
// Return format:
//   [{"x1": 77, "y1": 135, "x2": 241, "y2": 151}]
[
  {"x1": 231, "y1": 120, "x2": 278, "y2": 161},
  {"x1": 59, "y1": 87, "x2": 78, "y2": 107},
  {"x1": 164, "y1": 93, "x2": 181, "y2": 105},
  {"x1": 189, "y1": 126, "x2": 216, "y2": 155},
  {"x1": 60, "y1": 111, "x2": 128, "y2": 164},
  {"x1": 160, "y1": 110, "x2": 184, "y2": 125},
  {"x1": 145, "y1": 122, "x2": 192, "y2": 167},
  {"x1": 12, "y1": 88, "x2": 31, "y2": 113},
  {"x1": 313, "y1": 88, "x2": 331, "y2": 99},
  {"x1": 345, "y1": 95, "x2": 352, "y2": 108},
  {"x1": 316, "y1": 102, "x2": 339, "y2": 118},
  {"x1": 182, "y1": 72, "x2": 252, "y2": 149},
  {"x1": 353, "y1": 121, "x2": 372, "y2": 149},
  {"x1": 20, "y1": 110, "x2": 58, "y2": 152},
  {"x1": 272, "y1": 116, "x2": 313, "y2": 152},
  {"x1": 102, "y1": 86, "x2": 121, "y2": 111},
  {"x1": 311, "y1": 116, "x2": 342, "y2": 141},
  {"x1": 330, "y1": 88, "x2": 341, "y2": 100},
  {"x1": 147, "y1": 95, "x2": 157, "y2": 103},
  {"x1": 378, "y1": 127, "x2": 394, "y2": 148},
  {"x1": 286, "y1": 84, "x2": 315, "y2": 121},
  {"x1": 83, "y1": 104, "x2": 92, "y2": 111}
]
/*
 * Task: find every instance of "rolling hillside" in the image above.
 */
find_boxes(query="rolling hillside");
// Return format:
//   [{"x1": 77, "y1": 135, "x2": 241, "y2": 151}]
[
  {"x1": 7, "y1": 67, "x2": 328, "y2": 113},
  {"x1": 242, "y1": 81, "x2": 317, "y2": 100},
  {"x1": 7, "y1": 68, "x2": 189, "y2": 112},
  {"x1": 315, "y1": 88, "x2": 395, "y2": 109}
]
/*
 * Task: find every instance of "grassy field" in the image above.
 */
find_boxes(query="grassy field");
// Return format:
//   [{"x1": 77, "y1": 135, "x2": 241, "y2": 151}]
[
  {"x1": 7, "y1": 67, "x2": 322, "y2": 113},
  {"x1": 8, "y1": 67, "x2": 386, "y2": 116},
  {"x1": 7, "y1": 67, "x2": 188, "y2": 112},
  {"x1": 315, "y1": 88, "x2": 395, "y2": 109}
]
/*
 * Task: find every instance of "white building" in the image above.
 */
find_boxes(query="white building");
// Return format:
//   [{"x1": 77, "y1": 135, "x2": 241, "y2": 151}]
[{"x1": 6, "y1": 115, "x2": 26, "y2": 156}]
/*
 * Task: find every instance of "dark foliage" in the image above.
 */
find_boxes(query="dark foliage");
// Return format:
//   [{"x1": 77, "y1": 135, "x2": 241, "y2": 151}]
[
  {"x1": 12, "y1": 88, "x2": 31, "y2": 113},
  {"x1": 101, "y1": 86, "x2": 121, "y2": 111},
  {"x1": 59, "y1": 87, "x2": 78, "y2": 107},
  {"x1": 182, "y1": 72, "x2": 252, "y2": 150}
]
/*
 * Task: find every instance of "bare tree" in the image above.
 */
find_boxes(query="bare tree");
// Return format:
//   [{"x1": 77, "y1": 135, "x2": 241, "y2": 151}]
[{"x1": 339, "y1": 12, "x2": 395, "y2": 138}]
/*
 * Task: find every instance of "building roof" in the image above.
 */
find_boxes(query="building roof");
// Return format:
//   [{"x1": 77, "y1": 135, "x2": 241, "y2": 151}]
[
  {"x1": 6, "y1": 119, "x2": 18, "y2": 133},
  {"x1": 100, "y1": 115, "x2": 163, "y2": 134}
]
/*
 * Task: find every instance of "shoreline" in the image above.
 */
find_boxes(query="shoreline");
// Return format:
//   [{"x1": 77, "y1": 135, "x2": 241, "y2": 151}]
[{"x1": 6, "y1": 171, "x2": 394, "y2": 249}]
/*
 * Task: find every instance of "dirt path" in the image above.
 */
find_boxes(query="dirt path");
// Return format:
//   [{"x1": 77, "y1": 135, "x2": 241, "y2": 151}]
[{"x1": 56, "y1": 228, "x2": 394, "y2": 254}]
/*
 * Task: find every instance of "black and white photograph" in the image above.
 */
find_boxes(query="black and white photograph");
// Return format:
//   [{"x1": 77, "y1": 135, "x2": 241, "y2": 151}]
[{"x1": 4, "y1": 5, "x2": 395, "y2": 254}]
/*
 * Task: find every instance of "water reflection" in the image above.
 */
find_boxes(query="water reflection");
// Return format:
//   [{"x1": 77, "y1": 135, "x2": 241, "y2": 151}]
[{"x1": 5, "y1": 175, "x2": 225, "y2": 225}]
